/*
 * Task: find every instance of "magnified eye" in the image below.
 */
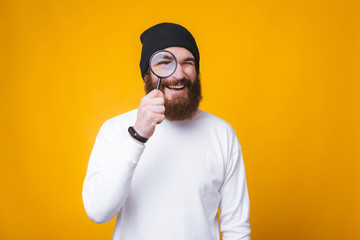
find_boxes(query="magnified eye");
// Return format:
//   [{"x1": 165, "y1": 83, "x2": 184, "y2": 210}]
[
  {"x1": 149, "y1": 50, "x2": 177, "y2": 83},
  {"x1": 157, "y1": 61, "x2": 172, "y2": 66}
]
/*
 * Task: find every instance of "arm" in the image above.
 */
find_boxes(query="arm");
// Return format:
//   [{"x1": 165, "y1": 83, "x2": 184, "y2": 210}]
[
  {"x1": 82, "y1": 89, "x2": 165, "y2": 224},
  {"x1": 82, "y1": 120, "x2": 145, "y2": 223},
  {"x1": 219, "y1": 148, "x2": 251, "y2": 240}
]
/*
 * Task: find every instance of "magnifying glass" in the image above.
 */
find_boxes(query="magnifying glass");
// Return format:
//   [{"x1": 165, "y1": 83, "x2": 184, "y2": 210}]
[{"x1": 149, "y1": 50, "x2": 177, "y2": 90}]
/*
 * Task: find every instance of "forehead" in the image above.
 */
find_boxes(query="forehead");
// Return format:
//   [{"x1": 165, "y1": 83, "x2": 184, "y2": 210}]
[{"x1": 163, "y1": 47, "x2": 195, "y2": 61}]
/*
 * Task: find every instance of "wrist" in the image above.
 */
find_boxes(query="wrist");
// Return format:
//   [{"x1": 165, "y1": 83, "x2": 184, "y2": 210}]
[{"x1": 128, "y1": 126, "x2": 149, "y2": 144}]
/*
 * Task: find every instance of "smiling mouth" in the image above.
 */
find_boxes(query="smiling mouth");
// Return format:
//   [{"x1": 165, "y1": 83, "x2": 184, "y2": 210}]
[{"x1": 166, "y1": 85, "x2": 185, "y2": 90}]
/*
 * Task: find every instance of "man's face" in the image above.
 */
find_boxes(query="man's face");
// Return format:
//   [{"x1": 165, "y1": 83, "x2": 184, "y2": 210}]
[{"x1": 144, "y1": 46, "x2": 202, "y2": 121}]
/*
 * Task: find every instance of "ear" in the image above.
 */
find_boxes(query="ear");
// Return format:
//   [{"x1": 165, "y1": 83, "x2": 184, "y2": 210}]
[{"x1": 143, "y1": 70, "x2": 152, "y2": 82}]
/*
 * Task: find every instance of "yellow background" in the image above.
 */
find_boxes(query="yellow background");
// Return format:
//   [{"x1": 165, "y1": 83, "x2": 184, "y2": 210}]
[{"x1": 1, "y1": 0, "x2": 359, "y2": 239}]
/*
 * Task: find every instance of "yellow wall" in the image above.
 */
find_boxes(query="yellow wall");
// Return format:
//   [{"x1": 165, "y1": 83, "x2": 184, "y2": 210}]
[{"x1": 1, "y1": 0, "x2": 359, "y2": 239}]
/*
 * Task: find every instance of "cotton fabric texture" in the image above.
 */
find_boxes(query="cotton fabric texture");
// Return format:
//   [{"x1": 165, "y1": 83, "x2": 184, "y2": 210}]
[{"x1": 82, "y1": 109, "x2": 251, "y2": 240}]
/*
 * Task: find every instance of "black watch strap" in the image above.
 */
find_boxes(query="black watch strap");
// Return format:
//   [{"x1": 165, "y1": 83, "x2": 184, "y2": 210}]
[{"x1": 128, "y1": 126, "x2": 149, "y2": 143}]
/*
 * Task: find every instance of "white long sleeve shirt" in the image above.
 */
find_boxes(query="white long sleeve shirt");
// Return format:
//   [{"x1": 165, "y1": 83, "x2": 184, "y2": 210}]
[{"x1": 82, "y1": 109, "x2": 250, "y2": 240}]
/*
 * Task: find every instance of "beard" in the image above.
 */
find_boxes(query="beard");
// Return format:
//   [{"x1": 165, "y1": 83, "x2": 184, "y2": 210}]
[{"x1": 144, "y1": 73, "x2": 202, "y2": 121}]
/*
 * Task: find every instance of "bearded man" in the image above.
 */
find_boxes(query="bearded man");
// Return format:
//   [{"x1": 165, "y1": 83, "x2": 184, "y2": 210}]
[{"x1": 82, "y1": 23, "x2": 251, "y2": 240}]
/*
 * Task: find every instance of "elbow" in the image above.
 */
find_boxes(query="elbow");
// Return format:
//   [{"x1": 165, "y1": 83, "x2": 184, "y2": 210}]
[
  {"x1": 82, "y1": 191, "x2": 115, "y2": 224},
  {"x1": 85, "y1": 207, "x2": 112, "y2": 224}
]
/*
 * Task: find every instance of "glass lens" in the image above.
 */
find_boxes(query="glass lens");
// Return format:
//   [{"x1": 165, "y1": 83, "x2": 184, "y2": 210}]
[{"x1": 150, "y1": 51, "x2": 177, "y2": 78}]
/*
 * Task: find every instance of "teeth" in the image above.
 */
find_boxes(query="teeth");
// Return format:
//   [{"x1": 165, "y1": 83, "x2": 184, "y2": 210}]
[{"x1": 168, "y1": 85, "x2": 184, "y2": 89}]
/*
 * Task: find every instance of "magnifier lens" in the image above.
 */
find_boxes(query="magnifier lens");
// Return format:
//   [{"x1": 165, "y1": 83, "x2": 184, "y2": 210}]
[{"x1": 150, "y1": 51, "x2": 177, "y2": 78}]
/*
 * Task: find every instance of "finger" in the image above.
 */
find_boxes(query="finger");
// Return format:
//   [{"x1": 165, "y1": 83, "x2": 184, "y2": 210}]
[
  {"x1": 141, "y1": 90, "x2": 164, "y2": 106},
  {"x1": 147, "y1": 105, "x2": 165, "y2": 114},
  {"x1": 152, "y1": 113, "x2": 165, "y2": 126},
  {"x1": 148, "y1": 96, "x2": 165, "y2": 106},
  {"x1": 146, "y1": 89, "x2": 164, "y2": 98},
  {"x1": 153, "y1": 89, "x2": 164, "y2": 97}
]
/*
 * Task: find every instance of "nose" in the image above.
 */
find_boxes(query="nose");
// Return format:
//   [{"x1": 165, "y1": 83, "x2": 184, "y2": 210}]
[{"x1": 170, "y1": 63, "x2": 185, "y2": 80}]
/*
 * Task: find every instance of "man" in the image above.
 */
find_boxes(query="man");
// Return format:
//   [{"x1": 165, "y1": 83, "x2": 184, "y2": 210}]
[{"x1": 82, "y1": 22, "x2": 251, "y2": 240}]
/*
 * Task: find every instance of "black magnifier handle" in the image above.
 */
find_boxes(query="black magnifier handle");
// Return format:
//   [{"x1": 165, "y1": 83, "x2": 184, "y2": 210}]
[{"x1": 156, "y1": 78, "x2": 162, "y2": 90}]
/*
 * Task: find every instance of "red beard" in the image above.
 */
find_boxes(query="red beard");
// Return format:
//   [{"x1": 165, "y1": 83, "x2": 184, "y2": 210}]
[{"x1": 144, "y1": 74, "x2": 202, "y2": 121}]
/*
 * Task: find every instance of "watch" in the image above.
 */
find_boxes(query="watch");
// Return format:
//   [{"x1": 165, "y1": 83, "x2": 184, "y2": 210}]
[{"x1": 128, "y1": 126, "x2": 149, "y2": 143}]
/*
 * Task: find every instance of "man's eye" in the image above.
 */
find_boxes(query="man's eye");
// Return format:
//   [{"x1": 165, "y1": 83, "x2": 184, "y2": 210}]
[{"x1": 158, "y1": 61, "x2": 171, "y2": 65}]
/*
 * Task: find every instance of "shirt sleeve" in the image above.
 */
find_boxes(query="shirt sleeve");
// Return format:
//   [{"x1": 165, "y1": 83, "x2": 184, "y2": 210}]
[
  {"x1": 219, "y1": 147, "x2": 251, "y2": 240},
  {"x1": 82, "y1": 120, "x2": 145, "y2": 223}
]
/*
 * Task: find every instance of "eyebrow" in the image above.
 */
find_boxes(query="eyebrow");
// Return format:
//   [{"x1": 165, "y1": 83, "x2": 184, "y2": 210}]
[
  {"x1": 183, "y1": 57, "x2": 195, "y2": 62},
  {"x1": 159, "y1": 55, "x2": 174, "y2": 61}
]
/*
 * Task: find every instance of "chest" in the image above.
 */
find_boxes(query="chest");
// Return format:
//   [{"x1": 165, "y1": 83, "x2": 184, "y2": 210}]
[{"x1": 131, "y1": 128, "x2": 227, "y2": 202}]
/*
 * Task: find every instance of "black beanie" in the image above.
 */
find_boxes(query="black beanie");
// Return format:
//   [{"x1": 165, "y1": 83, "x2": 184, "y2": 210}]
[{"x1": 139, "y1": 22, "x2": 200, "y2": 79}]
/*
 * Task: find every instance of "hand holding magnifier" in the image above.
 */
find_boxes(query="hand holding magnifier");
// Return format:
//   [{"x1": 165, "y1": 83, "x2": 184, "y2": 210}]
[{"x1": 149, "y1": 50, "x2": 177, "y2": 90}]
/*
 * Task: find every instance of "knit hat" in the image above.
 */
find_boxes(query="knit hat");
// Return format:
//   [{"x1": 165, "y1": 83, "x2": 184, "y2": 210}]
[{"x1": 139, "y1": 22, "x2": 200, "y2": 79}]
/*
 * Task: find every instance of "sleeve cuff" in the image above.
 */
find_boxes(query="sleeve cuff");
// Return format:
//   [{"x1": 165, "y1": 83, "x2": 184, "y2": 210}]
[{"x1": 117, "y1": 134, "x2": 146, "y2": 165}]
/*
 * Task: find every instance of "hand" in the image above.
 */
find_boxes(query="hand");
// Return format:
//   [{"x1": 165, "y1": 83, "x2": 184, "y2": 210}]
[{"x1": 134, "y1": 89, "x2": 165, "y2": 139}]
